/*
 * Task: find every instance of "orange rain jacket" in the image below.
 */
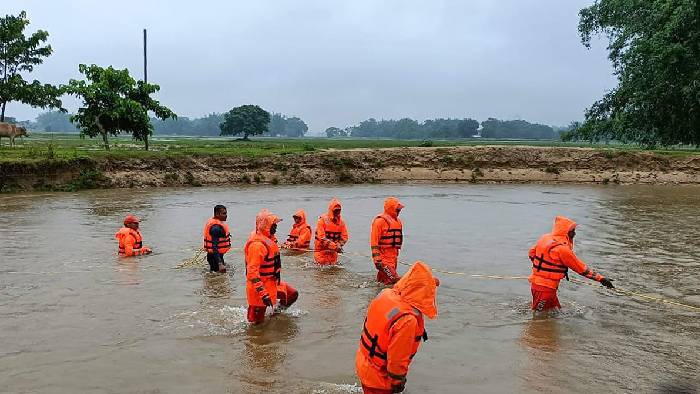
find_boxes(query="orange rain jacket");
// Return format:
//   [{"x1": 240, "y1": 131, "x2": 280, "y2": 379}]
[
  {"x1": 203, "y1": 218, "x2": 232, "y2": 254},
  {"x1": 115, "y1": 227, "x2": 148, "y2": 256},
  {"x1": 285, "y1": 209, "x2": 312, "y2": 249},
  {"x1": 245, "y1": 210, "x2": 284, "y2": 307},
  {"x1": 356, "y1": 261, "x2": 438, "y2": 391},
  {"x1": 371, "y1": 197, "x2": 404, "y2": 278},
  {"x1": 528, "y1": 216, "x2": 605, "y2": 290},
  {"x1": 314, "y1": 199, "x2": 348, "y2": 265}
]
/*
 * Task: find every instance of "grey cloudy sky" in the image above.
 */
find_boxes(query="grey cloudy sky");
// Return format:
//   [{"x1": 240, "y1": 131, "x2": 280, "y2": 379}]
[{"x1": 5, "y1": 0, "x2": 615, "y2": 133}]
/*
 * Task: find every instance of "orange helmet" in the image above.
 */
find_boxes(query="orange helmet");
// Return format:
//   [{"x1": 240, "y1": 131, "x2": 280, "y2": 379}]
[{"x1": 123, "y1": 215, "x2": 140, "y2": 225}]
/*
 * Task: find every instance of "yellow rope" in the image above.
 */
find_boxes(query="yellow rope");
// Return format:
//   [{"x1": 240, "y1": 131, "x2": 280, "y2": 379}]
[{"x1": 395, "y1": 260, "x2": 700, "y2": 312}]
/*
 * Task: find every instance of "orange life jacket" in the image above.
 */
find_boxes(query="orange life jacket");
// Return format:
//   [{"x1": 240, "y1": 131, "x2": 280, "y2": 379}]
[
  {"x1": 203, "y1": 218, "x2": 231, "y2": 254},
  {"x1": 359, "y1": 289, "x2": 427, "y2": 370},
  {"x1": 117, "y1": 227, "x2": 143, "y2": 255},
  {"x1": 316, "y1": 215, "x2": 344, "y2": 243},
  {"x1": 287, "y1": 224, "x2": 312, "y2": 248},
  {"x1": 244, "y1": 234, "x2": 281, "y2": 283},
  {"x1": 373, "y1": 214, "x2": 403, "y2": 249},
  {"x1": 530, "y1": 234, "x2": 570, "y2": 284}
]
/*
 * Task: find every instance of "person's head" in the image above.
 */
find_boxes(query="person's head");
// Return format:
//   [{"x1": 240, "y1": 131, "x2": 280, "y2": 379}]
[
  {"x1": 292, "y1": 209, "x2": 306, "y2": 225},
  {"x1": 123, "y1": 215, "x2": 140, "y2": 230},
  {"x1": 384, "y1": 197, "x2": 404, "y2": 218},
  {"x1": 214, "y1": 205, "x2": 227, "y2": 221},
  {"x1": 393, "y1": 261, "x2": 439, "y2": 320},
  {"x1": 327, "y1": 199, "x2": 342, "y2": 219},
  {"x1": 293, "y1": 215, "x2": 302, "y2": 225},
  {"x1": 255, "y1": 209, "x2": 281, "y2": 238},
  {"x1": 333, "y1": 206, "x2": 341, "y2": 217}
]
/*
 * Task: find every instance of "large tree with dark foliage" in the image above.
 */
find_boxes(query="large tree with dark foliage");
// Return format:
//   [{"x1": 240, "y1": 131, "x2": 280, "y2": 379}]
[
  {"x1": 577, "y1": 0, "x2": 700, "y2": 147},
  {"x1": 0, "y1": 11, "x2": 63, "y2": 122},
  {"x1": 65, "y1": 64, "x2": 175, "y2": 150},
  {"x1": 219, "y1": 104, "x2": 270, "y2": 140}
]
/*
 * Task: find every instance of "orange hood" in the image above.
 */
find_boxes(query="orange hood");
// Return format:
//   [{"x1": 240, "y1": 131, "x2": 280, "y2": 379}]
[
  {"x1": 254, "y1": 209, "x2": 281, "y2": 238},
  {"x1": 327, "y1": 198, "x2": 342, "y2": 220},
  {"x1": 292, "y1": 209, "x2": 307, "y2": 227},
  {"x1": 551, "y1": 216, "x2": 577, "y2": 238},
  {"x1": 392, "y1": 261, "x2": 438, "y2": 319},
  {"x1": 383, "y1": 197, "x2": 404, "y2": 218}
]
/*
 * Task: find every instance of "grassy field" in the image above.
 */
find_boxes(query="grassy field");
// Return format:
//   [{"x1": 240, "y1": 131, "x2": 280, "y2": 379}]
[{"x1": 0, "y1": 132, "x2": 697, "y2": 163}]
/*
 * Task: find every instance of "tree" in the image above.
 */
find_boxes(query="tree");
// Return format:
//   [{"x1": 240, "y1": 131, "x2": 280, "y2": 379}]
[
  {"x1": 325, "y1": 127, "x2": 347, "y2": 137},
  {"x1": 578, "y1": 0, "x2": 700, "y2": 147},
  {"x1": 0, "y1": 11, "x2": 63, "y2": 122},
  {"x1": 65, "y1": 64, "x2": 176, "y2": 150},
  {"x1": 284, "y1": 116, "x2": 308, "y2": 137},
  {"x1": 219, "y1": 105, "x2": 270, "y2": 140}
]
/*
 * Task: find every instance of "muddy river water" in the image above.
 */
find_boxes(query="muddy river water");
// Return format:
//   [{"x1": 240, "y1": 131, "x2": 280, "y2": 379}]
[{"x1": 1, "y1": 184, "x2": 699, "y2": 393}]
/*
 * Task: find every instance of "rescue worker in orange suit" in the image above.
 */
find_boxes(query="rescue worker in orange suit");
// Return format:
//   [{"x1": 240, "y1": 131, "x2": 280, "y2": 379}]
[
  {"x1": 529, "y1": 216, "x2": 614, "y2": 312},
  {"x1": 282, "y1": 209, "x2": 312, "y2": 250},
  {"x1": 203, "y1": 205, "x2": 231, "y2": 273},
  {"x1": 115, "y1": 215, "x2": 152, "y2": 256},
  {"x1": 356, "y1": 261, "x2": 439, "y2": 394},
  {"x1": 245, "y1": 209, "x2": 299, "y2": 325},
  {"x1": 314, "y1": 199, "x2": 348, "y2": 265},
  {"x1": 371, "y1": 197, "x2": 404, "y2": 285}
]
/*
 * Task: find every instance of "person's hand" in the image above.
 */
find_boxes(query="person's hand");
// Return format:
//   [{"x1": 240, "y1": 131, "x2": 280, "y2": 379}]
[
  {"x1": 218, "y1": 263, "x2": 227, "y2": 273},
  {"x1": 391, "y1": 381, "x2": 406, "y2": 393},
  {"x1": 282, "y1": 242, "x2": 291, "y2": 249},
  {"x1": 262, "y1": 294, "x2": 273, "y2": 307},
  {"x1": 375, "y1": 262, "x2": 383, "y2": 270},
  {"x1": 328, "y1": 241, "x2": 338, "y2": 251},
  {"x1": 142, "y1": 247, "x2": 152, "y2": 255},
  {"x1": 600, "y1": 277, "x2": 614, "y2": 289}
]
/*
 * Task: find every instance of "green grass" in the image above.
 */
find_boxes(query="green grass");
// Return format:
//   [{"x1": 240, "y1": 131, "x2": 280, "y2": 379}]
[{"x1": 0, "y1": 133, "x2": 697, "y2": 163}]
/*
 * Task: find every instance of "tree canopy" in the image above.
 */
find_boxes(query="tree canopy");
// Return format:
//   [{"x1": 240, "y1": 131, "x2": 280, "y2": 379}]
[
  {"x1": 0, "y1": 11, "x2": 63, "y2": 122},
  {"x1": 219, "y1": 104, "x2": 270, "y2": 140},
  {"x1": 65, "y1": 64, "x2": 176, "y2": 150},
  {"x1": 576, "y1": 0, "x2": 700, "y2": 147}
]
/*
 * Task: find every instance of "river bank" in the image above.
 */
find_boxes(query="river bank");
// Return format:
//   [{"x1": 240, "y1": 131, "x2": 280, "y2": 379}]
[{"x1": 1, "y1": 145, "x2": 699, "y2": 192}]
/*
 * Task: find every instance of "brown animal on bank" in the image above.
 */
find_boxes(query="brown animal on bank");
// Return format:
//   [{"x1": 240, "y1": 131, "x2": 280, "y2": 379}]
[{"x1": 0, "y1": 122, "x2": 28, "y2": 147}]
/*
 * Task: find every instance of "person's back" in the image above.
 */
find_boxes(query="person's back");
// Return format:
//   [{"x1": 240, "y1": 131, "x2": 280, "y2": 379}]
[{"x1": 356, "y1": 261, "x2": 438, "y2": 393}]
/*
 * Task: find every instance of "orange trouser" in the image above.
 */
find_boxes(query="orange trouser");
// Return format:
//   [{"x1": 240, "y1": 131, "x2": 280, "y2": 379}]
[
  {"x1": 247, "y1": 281, "x2": 298, "y2": 324},
  {"x1": 531, "y1": 284, "x2": 561, "y2": 311},
  {"x1": 361, "y1": 385, "x2": 393, "y2": 394},
  {"x1": 314, "y1": 249, "x2": 339, "y2": 265},
  {"x1": 375, "y1": 250, "x2": 399, "y2": 285}
]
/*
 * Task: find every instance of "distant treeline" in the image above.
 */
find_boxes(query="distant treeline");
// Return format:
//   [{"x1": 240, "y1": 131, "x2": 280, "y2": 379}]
[
  {"x1": 327, "y1": 117, "x2": 558, "y2": 139},
  {"x1": 27, "y1": 111, "x2": 561, "y2": 140}
]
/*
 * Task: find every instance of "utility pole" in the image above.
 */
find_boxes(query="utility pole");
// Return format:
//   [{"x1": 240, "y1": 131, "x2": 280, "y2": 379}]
[{"x1": 143, "y1": 28, "x2": 149, "y2": 151}]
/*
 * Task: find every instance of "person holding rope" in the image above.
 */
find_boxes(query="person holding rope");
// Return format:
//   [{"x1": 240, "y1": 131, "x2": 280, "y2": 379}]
[
  {"x1": 203, "y1": 205, "x2": 232, "y2": 273},
  {"x1": 314, "y1": 198, "x2": 348, "y2": 265},
  {"x1": 529, "y1": 215, "x2": 614, "y2": 312},
  {"x1": 282, "y1": 209, "x2": 312, "y2": 250},
  {"x1": 245, "y1": 209, "x2": 298, "y2": 324},
  {"x1": 370, "y1": 197, "x2": 404, "y2": 285},
  {"x1": 115, "y1": 215, "x2": 152, "y2": 256}
]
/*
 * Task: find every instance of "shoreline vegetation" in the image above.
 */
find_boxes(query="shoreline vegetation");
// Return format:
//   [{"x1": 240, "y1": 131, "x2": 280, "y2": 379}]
[{"x1": 1, "y1": 134, "x2": 698, "y2": 193}]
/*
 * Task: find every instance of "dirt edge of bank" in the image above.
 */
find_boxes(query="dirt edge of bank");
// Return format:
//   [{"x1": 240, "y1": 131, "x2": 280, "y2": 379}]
[{"x1": 2, "y1": 146, "x2": 699, "y2": 193}]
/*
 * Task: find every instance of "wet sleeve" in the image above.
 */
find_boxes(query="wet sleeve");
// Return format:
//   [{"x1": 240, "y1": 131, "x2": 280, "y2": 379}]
[
  {"x1": 297, "y1": 226, "x2": 312, "y2": 248},
  {"x1": 370, "y1": 218, "x2": 386, "y2": 264},
  {"x1": 386, "y1": 315, "x2": 418, "y2": 385},
  {"x1": 209, "y1": 224, "x2": 224, "y2": 256},
  {"x1": 340, "y1": 220, "x2": 349, "y2": 243},
  {"x1": 316, "y1": 218, "x2": 326, "y2": 240},
  {"x1": 246, "y1": 243, "x2": 268, "y2": 294},
  {"x1": 556, "y1": 247, "x2": 604, "y2": 282},
  {"x1": 123, "y1": 234, "x2": 136, "y2": 256}
]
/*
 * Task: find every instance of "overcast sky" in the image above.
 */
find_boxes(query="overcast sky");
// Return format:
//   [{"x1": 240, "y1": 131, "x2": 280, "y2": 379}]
[{"x1": 4, "y1": 0, "x2": 614, "y2": 133}]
